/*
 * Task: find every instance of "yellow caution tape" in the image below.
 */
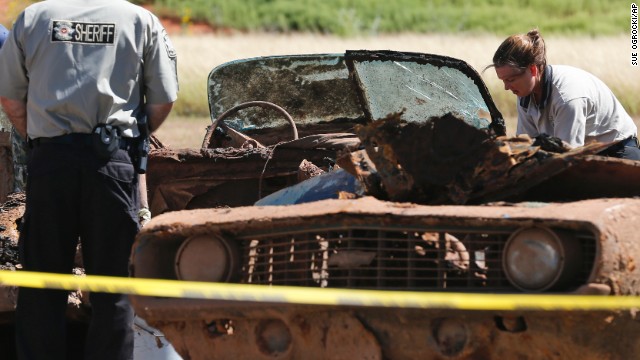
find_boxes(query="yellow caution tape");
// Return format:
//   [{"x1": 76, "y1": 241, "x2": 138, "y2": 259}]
[{"x1": 1, "y1": 270, "x2": 639, "y2": 311}]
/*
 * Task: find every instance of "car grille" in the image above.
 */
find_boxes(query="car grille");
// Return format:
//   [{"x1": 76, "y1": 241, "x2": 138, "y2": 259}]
[{"x1": 239, "y1": 225, "x2": 596, "y2": 292}]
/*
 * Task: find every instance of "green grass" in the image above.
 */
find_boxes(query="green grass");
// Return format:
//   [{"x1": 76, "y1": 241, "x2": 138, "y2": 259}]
[
  {"x1": 138, "y1": 0, "x2": 631, "y2": 36},
  {"x1": 5, "y1": 1, "x2": 633, "y2": 37},
  {"x1": 8, "y1": 0, "x2": 627, "y2": 36}
]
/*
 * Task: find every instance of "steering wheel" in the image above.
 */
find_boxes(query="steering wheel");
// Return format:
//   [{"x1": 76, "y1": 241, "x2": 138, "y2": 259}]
[{"x1": 202, "y1": 101, "x2": 299, "y2": 149}]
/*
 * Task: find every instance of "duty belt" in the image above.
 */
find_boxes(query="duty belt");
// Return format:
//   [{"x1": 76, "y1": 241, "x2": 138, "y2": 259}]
[
  {"x1": 30, "y1": 133, "x2": 132, "y2": 150},
  {"x1": 620, "y1": 135, "x2": 639, "y2": 148}
]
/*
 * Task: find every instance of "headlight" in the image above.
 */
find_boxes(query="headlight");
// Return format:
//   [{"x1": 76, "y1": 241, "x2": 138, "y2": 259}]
[
  {"x1": 503, "y1": 227, "x2": 581, "y2": 292},
  {"x1": 175, "y1": 234, "x2": 238, "y2": 282}
]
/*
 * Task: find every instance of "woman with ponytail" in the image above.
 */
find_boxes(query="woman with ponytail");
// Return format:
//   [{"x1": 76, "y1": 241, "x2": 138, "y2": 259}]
[{"x1": 489, "y1": 29, "x2": 640, "y2": 160}]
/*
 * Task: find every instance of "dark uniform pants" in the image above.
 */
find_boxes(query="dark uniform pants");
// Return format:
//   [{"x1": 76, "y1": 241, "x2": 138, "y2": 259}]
[
  {"x1": 615, "y1": 138, "x2": 640, "y2": 160},
  {"x1": 16, "y1": 142, "x2": 139, "y2": 360},
  {"x1": 600, "y1": 135, "x2": 640, "y2": 160}
]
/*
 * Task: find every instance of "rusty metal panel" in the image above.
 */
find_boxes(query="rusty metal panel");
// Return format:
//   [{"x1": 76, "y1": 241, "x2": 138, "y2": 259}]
[
  {"x1": 132, "y1": 300, "x2": 640, "y2": 360},
  {"x1": 518, "y1": 156, "x2": 640, "y2": 201},
  {"x1": 145, "y1": 144, "x2": 340, "y2": 215},
  {"x1": 130, "y1": 196, "x2": 640, "y2": 359},
  {"x1": 351, "y1": 112, "x2": 634, "y2": 205},
  {"x1": 133, "y1": 196, "x2": 640, "y2": 296}
]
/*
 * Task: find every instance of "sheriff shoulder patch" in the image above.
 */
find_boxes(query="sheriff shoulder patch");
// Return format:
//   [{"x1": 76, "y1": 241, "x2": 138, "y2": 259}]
[
  {"x1": 161, "y1": 28, "x2": 177, "y2": 59},
  {"x1": 51, "y1": 20, "x2": 116, "y2": 44}
]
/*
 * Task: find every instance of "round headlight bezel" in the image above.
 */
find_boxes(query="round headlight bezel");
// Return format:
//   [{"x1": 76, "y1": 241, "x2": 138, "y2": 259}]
[
  {"x1": 502, "y1": 226, "x2": 581, "y2": 292},
  {"x1": 174, "y1": 233, "x2": 239, "y2": 282}
]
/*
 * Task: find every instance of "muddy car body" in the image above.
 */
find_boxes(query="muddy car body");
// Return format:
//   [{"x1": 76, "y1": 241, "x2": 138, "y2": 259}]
[
  {"x1": 130, "y1": 51, "x2": 640, "y2": 358},
  {"x1": 144, "y1": 53, "x2": 371, "y2": 216}
]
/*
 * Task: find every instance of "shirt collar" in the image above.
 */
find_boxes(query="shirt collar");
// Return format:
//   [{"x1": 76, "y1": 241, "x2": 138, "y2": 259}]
[{"x1": 519, "y1": 65, "x2": 553, "y2": 110}]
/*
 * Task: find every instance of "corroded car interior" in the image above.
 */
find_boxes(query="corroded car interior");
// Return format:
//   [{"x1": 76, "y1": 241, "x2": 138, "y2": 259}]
[
  {"x1": 130, "y1": 50, "x2": 640, "y2": 359},
  {"x1": 145, "y1": 50, "x2": 505, "y2": 215}
]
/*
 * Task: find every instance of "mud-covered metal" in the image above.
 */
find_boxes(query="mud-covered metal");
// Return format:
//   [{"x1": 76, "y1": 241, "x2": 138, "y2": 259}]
[
  {"x1": 149, "y1": 51, "x2": 509, "y2": 216},
  {"x1": 129, "y1": 50, "x2": 640, "y2": 359},
  {"x1": 134, "y1": 305, "x2": 640, "y2": 359},
  {"x1": 350, "y1": 112, "x2": 640, "y2": 205},
  {"x1": 131, "y1": 196, "x2": 640, "y2": 359},
  {"x1": 133, "y1": 196, "x2": 640, "y2": 295},
  {"x1": 145, "y1": 137, "x2": 356, "y2": 215}
]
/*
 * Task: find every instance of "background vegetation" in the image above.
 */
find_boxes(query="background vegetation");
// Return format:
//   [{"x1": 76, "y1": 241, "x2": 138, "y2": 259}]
[
  {"x1": 133, "y1": 0, "x2": 630, "y2": 36},
  {"x1": 5, "y1": 0, "x2": 631, "y2": 36}
]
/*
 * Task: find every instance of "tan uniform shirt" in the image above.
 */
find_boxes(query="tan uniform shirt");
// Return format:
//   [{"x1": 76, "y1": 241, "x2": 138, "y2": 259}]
[{"x1": 0, "y1": 0, "x2": 179, "y2": 139}]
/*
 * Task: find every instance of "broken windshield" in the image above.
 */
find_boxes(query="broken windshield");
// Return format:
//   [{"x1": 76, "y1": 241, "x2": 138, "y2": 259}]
[
  {"x1": 349, "y1": 56, "x2": 492, "y2": 129},
  {"x1": 207, "y1": 51, "x2": 504, "y2": 135},
  {"x1": 208, "y1": 54, "x2": 364, "y2": 131}
]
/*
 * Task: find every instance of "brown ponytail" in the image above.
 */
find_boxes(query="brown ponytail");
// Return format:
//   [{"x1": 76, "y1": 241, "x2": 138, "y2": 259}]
[{"x1": 487, "y1": 28, "x2": 547, "y2": 71}]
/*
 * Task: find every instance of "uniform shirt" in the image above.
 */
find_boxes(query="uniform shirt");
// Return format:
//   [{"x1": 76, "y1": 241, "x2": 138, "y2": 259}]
[
  {"x1": 0, "y1": 0, "x2": 179, "y2": 139},
  {"x1": 516, "y1": 65, "x2": 636, "y2": 147}
]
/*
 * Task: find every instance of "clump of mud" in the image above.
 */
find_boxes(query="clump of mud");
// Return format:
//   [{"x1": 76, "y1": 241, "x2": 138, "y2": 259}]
[
  {"x1": 0, "y1": 192, "x2": 24, "y2": 271},
  {"x1": 347, "y1": 112, "x2": 621, "y2": 205},
  {"x1": 0, "y1": 237, "x2": 19, "y2": 271}
]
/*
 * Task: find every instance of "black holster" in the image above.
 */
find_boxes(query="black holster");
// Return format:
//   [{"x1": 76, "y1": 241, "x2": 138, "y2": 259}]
[
  {"x1": 92, "y1": 124, "x2": 122, "y2": 159},
  {"x1": 133, "y1": 115, "x2": 150, "y2": 174}
]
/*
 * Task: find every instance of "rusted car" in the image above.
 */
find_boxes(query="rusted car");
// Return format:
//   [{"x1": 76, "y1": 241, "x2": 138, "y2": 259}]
[
  {"x1": 130, "y1": 50, "x2": 640, "y2": 359},
  {"x1": 0, "y1": 51, "x2": 366, "y2": 358},
  {"x1": 144, "y1": 53, "x2": 366, "y2": 216}
]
